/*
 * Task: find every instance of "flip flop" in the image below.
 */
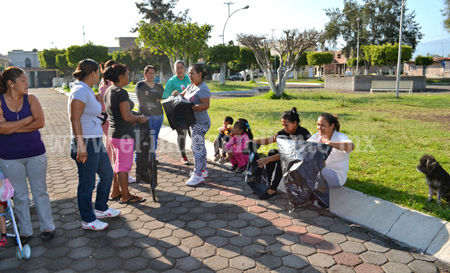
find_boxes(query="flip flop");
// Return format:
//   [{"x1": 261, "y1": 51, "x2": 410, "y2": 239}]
[
  {"x1": 119, "y1": 196, "x2": 146, "y2": 204},
  {"x1": 108, "y1": 194, "x2": 122, "y2": 201}
]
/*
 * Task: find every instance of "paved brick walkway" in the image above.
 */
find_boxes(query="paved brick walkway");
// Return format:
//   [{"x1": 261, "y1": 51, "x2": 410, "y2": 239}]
[{"x1": 0, "y1": 88, "x2": 448, "y2": 272}]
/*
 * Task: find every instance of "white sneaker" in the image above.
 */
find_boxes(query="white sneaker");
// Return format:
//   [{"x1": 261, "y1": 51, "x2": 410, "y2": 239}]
[
  {"x1": 128, "y1": 175, "x2": 136, "y2": 183},
  {"x1": 186, "y1": 174, "x2": 205, "y2": 187},
  {"x1": 82, "y1": 219, "x2": 109, "y2": 230},
  {"x1": 189, "y1": 170, "x2": 208, "y2": 178},
  {"x1": 94, "y1": 208, "x2": 121, "y2": 219}
]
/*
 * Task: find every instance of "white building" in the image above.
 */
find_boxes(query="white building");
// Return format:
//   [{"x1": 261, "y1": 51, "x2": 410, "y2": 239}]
[{"x1": 8, "y1": 49, "x2": 40, "y2": 68}]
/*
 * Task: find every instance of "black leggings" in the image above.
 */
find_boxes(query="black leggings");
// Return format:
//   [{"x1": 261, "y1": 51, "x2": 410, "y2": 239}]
[
  {"x1": 266, "y1": 149, "x2": 283, "y2": 191},
  {"x1": 176, "y1": 128, "x2": 188, "y2": 158}
]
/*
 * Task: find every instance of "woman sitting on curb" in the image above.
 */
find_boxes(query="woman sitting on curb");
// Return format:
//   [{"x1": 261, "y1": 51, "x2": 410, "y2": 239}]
[{"x1": 252, "y1": 107, "x2": 311, "y2": 200}]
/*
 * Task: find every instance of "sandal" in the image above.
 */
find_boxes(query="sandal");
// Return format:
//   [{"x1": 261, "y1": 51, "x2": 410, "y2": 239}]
[
  {"x1": 119, "y1": 196, "x2": 146, "y2": 204},
  {"x1": 16, "y1": 235, "x2": 29, "y2": 245},
  {"x1": 41, "y1": 231, "x2": 54, "y2": 241},
  {"x1": 258, "y1": 191, "x2": 277, "y2": 200},
  {"x1": 108, "y1": 194, "x2": 122, "y2": 201}
]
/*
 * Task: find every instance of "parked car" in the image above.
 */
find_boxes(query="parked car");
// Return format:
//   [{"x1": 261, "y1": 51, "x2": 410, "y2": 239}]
[{"x1": 228, "y1": 73, "x2": 244, "y2": 81}]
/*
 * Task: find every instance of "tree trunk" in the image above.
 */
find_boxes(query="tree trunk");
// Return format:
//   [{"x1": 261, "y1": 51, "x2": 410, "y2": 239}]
[
  {"x1": 422, "y1": 66, "x2": 426, "y2": 76},
  {"x1": 159, "y1": 55, "x2": 165, "y2": 83},
  {"x1": 220, "y1": 63, "x2": 226, "y2": 85}
]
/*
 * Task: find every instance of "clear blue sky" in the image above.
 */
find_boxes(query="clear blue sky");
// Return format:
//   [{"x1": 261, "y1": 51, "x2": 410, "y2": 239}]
[{"x1": 1, "y1": 0, "x2": 448, "y2": 57}]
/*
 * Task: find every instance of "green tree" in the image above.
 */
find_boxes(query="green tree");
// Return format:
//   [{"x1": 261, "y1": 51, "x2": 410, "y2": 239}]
[
  {"x1": 136, "y1": 20, "x2": 211, "y2": 74},
  {"x1": 238, "y1": 47, "x2": 258, "y2": 80},
  {"x1": 361, "y1": 43, "x2": 412, "y2": 75},
  {"x1": 55, "y1": 53, "x2": 73, "y2": 86},
  {"x1": 294, "y1": 51, "x2": 309, "y2": 79},
  {"x1": 0, "y1": 65, "x2": 5, "y2": 72},
  {"x1": 415, "y1": 55, "x2": 434, "y2": 76},
  {"x1": 306, "y1": 52, "x2": 333, "y2": 79},
  {"x1": 443, "y1": 0, "x2": 450, "y2": 32},
  {"x1": 66, "y1": 42, "x2": 109, "y2": 68},
  {"x1": 134, "y1": 0, "x2": 189, "y2": 27},
  {"x1": 205, "y1": 42, "x2": 240, "y2": 84},
  {"x1": 324, "y1": 0, "x2": 422, "y2": 58},
  {"x1": 347, "y1": 57, "x2": 364, "y2": 67},
  {"x1": 38, "y1": 48, "x2": 65, "y2": 69}
]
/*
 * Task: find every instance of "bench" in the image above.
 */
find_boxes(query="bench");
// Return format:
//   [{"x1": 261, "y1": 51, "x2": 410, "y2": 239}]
[
  {"x1": 370, "y1": 80, "x2": 413, "y2": 94},
  {"x1": 254, "y1": 78, "x2": 267, "y2": 88}
]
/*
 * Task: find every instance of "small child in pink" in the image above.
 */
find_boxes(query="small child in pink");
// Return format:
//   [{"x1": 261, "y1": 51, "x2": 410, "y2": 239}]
[{"x1": 225, "y1": 119, "x2": 253, "y2": 173}]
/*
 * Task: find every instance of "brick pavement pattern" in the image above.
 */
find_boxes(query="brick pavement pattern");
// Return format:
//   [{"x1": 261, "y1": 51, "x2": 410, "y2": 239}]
[{"x1": 0, "y1": 88, "x2": 448, "y2": 272}]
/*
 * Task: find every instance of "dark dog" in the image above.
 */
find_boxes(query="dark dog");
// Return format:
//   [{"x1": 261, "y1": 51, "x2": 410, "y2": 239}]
[{"x1": 417, "y1": 154, "x2": 450, "y2": 205}]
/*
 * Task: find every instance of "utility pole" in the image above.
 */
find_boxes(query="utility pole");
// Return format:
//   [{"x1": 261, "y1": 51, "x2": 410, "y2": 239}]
[
  {"x1": 356, "y1": 18, "x2": 360, "y2": 76},
  {"x1": 82, "y1": 26, "x2": 86, "y2": 45},
  {"x1": 395, "y1": 0, "x2": 405, "y2": 98}
]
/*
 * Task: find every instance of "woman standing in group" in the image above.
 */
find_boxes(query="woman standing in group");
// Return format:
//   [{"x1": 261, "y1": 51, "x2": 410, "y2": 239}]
[
  {"x1": 99, "y1": 61, "x2": 135, "y2": 183},
  {"x1": 0, "y1": 67, "x2": 55, "y2": 242},
  {"x1": 253, "y1": 107, "x2": 311, "y2": 200},
  {"x1": 163, "y1": 60, "x2": 191, "y2": 164},
  {"x1": 308, "y1": 113, "x2": 354, "y2": 188},
  {"x1": 172, "y1": 64, "x2": 211, "y2": 186},
  {"x1": 104, "y1": 63, "x2": 148, "y2": 203},
  {"x1": 135, "y1": 65, "x2": 164, "y2": 161},
  {"x1": 69, "y1": 59, "x2": 121, "y2": 231}
]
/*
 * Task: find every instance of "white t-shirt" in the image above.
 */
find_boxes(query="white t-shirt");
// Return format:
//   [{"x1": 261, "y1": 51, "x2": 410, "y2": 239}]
[
  {"x1": 68, "y1": 81, "x2": 103, "y2": 138},
  {"x1": 308, "y1": 131, "x2": 353, "y2": 186}
]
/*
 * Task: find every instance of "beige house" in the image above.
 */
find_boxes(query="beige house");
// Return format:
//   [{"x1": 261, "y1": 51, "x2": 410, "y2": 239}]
[{"x1": 405, "y1": 57, "x2": 450, "y2": 78}]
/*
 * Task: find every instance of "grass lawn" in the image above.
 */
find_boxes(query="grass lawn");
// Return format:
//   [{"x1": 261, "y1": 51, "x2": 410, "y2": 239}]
[
  {"x1": 164, "y1": 90, "x2": 450, "y2": 220},
  {"x1": 123, "y1": 80, "x2": 257, "y2": 93}
]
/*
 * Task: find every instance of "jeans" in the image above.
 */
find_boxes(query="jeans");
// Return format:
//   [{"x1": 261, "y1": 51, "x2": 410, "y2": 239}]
[
  {"x1": 70, "y1": 138, "x2": 113, "y2": 223},
  {"x1": 147, "y1": 115, "x2": 164, "y2": 152}
]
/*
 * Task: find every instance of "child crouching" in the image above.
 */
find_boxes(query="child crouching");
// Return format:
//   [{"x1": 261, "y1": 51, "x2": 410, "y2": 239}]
[{"x1": 225, "y1": 119, "x2": 253, "y2": 173}]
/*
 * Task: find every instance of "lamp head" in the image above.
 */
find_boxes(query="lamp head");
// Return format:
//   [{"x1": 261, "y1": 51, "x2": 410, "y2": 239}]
[{"x1": 243, "y1": 5, "x2": 249, "y2": 9}]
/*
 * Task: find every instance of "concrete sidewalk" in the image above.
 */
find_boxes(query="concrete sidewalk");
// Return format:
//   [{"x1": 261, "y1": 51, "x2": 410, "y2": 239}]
[{"x1": 1, "y1": 88, "x2": 446, "y2": 272}]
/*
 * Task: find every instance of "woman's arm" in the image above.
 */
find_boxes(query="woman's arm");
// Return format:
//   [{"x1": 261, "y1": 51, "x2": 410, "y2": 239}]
[
  {"x1": 162, "y1": 80, "x2": 173, "y2": 99},
  {"x1": 70, "y1": 99, "x2": 87, "y2": 163},
  {"x1": 119, "y1": 101, "x2": 148, "y2": 124},
  {"x1": 321, "y1": 136, "x2": 354, "y2": 152},
  {"x1": 135, "y1": 84, "x2": 152, "y2": 116},
  {"x1": 191, "y1": 97, "x2": 210, "y2": 112},
  {"x1": 252, "y1": 134, "x2": 277, "y2": 145},
  {"x1": 15, "y1": 94, "x2": 45, "y2": 133},
  {"x1": 0, "y1": 101, "x2": 34, "y2": 134},
  {"x1": 257, "y1": 153, "x2": 281, "y2": 168}
]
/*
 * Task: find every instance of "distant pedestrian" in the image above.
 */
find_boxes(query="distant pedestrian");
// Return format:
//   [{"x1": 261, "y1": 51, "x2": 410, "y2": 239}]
[
  {"x1": 69, "y1": 59, "x2": 121, "y2": 231},
  {"x1": 0, "y1": 67, "x2": 55, "y2": 242},
  {"x1": 171, "y1": 64, "x2": 211, "y2": 186},
  {"x1": 163, "y1": 60, "x2": 191, "y2": 164}
]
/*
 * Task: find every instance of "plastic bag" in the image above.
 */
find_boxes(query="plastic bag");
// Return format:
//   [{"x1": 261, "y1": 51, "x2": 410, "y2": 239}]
[
  {"x1": 162, "y1": 95, "x2": 196, "y2": 131},
  {"x1": 0, "y1": 171, "x2": 14, "y2": 202},
  {"x1": 277, "y1": 136, "x2": 332, "y2": 211}
]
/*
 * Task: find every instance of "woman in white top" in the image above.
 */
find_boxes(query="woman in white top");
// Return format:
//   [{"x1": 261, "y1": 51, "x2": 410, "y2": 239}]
[{"x1": 307, "y1": 113, "x2": 354, "y2": 187}]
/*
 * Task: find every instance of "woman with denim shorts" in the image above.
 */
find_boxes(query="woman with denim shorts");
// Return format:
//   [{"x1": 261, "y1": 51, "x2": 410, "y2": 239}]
[{"x1": 69, "y1": 59, "x2": 121, "y2": 231}]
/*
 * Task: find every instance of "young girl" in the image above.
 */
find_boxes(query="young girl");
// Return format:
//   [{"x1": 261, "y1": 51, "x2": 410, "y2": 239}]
[
  {"x1": 225, "y1": 119, "x2": 253, "y2": 173},
  {"x1": 214, "y1": 116, "x2": 234, "y2": 163}
]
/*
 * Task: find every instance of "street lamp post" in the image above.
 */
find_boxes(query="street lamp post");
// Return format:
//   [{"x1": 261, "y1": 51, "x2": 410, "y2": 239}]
[
  {"x1": 395, "y1": 0, "x2": 406, "y2": 98},
  {"x1": 356, "y1": 18, "x2": 360, "y2": 76},
  {"x1": 222, "y1": 3, "x2": 249, "y2": 45}
]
